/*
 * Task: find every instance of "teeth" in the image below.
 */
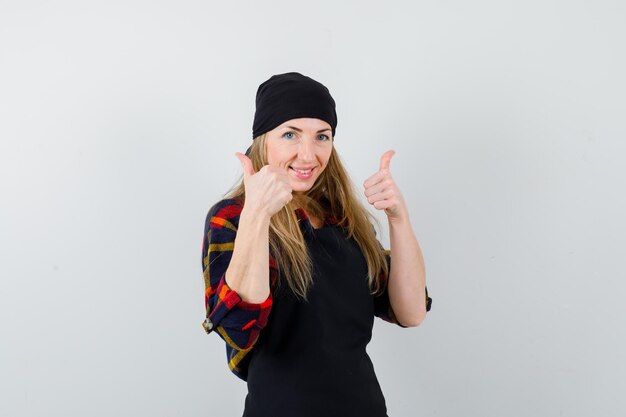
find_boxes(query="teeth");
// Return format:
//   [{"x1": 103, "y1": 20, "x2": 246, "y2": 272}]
[{"x1": 293, "y1": 168, "x2": 312, "y2": 174}]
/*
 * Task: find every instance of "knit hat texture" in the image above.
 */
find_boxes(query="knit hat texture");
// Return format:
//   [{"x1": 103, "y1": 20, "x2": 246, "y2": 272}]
[{"x1": 251, "y1": 72, "x2": 337, "y2": 139}]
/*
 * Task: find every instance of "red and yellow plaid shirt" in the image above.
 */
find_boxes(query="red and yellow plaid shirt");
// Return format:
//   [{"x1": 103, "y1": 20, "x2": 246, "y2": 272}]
[{"x1": 201, "y1": 198, "x2": 432, "y2": 380}]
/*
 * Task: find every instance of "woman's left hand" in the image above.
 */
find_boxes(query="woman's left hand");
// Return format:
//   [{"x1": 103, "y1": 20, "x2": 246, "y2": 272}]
[{"x1": 363, "y1": 150, "x2": 409, "y2": 223}]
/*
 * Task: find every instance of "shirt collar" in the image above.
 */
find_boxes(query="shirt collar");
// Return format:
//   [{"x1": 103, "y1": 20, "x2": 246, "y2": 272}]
[{"x1": 294, "y1": 207, "x2": 340, "y2": 230}]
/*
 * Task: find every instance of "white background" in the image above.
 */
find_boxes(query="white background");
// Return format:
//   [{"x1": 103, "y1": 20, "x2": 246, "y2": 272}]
[{"x1": 1, "y1": 1, "x2": 625, "y2": 416}]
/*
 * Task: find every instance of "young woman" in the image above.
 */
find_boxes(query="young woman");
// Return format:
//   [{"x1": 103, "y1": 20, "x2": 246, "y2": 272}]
[{"x1": 201, "y1": 72, "x2": 432, "y2": 417}]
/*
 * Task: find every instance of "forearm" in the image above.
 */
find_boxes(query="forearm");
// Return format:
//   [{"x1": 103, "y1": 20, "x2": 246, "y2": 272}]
[
  {"x1": 224, "y1": 207, "x2": 271, "y2": 303},
  {"x1": 387, "y1": 216, "x2": 427, "y2": 327}
]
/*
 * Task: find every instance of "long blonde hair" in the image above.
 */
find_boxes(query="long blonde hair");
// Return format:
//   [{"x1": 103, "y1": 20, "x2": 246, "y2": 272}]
[{"x1": 225, "y1": 134, "x2": 389, "y2": 300}]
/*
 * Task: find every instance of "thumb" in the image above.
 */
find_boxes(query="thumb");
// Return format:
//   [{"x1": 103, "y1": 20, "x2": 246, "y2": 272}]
[
  {"x1": 379, "y1": 150, "x2": 396, "y2": 171},
  {"x1": 235, "y1": 152, "x2": 255, "y2": 178}
]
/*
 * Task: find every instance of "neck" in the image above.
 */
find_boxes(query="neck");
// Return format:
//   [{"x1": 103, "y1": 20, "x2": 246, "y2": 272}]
[{"x1": 292, "y1": 195, "x2": 328, "y2": 225}]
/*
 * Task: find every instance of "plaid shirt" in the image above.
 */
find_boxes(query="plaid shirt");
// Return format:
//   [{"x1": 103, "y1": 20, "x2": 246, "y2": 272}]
[{"x1": 201, "y1": 198, "x2": 432, "y2": 380}]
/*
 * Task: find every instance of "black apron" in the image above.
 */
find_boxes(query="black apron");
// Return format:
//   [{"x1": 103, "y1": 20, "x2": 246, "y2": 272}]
[{"x1": 243, "y1": 222, "x2": 388, "y2": 417}]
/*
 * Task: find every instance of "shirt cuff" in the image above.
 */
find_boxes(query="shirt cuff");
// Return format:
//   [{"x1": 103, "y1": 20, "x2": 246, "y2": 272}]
[{"x1": 203, "y1": 274, "x2": 273, "y2": 335}]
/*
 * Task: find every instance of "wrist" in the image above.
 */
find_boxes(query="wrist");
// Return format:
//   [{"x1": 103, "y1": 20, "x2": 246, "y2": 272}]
[
  {"x1": 240, "y1": 206, "x2": 272, "y2": 226},
  {"x1": 388, "y1": 215, "x2": 411, "y2": 228}
]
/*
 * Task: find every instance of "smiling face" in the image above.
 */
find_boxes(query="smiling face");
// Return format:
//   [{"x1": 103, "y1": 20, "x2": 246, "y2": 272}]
[{"x1": 265, "y1": 118, "x2": 334, "y2": 194}]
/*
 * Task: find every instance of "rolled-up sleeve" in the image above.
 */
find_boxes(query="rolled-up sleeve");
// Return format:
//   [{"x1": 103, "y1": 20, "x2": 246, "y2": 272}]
[
  {"x1": 201, "y1": 199, "x2": 273, "y2": 379},
  {"x1": 373, "y1": 249, "x2": 432, "y2": 326}
]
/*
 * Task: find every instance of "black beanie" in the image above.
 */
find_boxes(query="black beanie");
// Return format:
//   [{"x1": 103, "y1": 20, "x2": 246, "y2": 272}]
[{"x1": 251, "y1": 72, "x2": 337, "y2": 139}]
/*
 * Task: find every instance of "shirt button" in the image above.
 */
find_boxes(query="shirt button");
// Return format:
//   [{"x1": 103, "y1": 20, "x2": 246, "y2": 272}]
[{"x1": 203, "y1": 318, "x2": 214, "y2": 332}]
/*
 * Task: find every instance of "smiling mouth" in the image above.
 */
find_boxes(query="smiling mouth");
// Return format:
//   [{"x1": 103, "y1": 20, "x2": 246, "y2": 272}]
[
  {"x1": 289, "y1": 166, "x2": 316, "y2": 179},
  {"x1": 290, "y1": 167, "x2": 314, "y2": 174}
]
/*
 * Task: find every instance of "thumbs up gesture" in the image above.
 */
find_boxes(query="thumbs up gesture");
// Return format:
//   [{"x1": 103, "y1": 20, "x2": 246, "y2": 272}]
[
  {"x1": 363, "y1": 150, "x2": 408, "y2": 222},
  {"x1": 235, "y1": 152, "x2": 293, "y2": 218}
]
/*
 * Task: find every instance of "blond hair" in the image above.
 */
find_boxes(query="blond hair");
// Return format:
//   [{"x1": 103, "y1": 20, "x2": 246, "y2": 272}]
[{"x1": 225, "y1": 134, "x2": 389, "y2": 300}]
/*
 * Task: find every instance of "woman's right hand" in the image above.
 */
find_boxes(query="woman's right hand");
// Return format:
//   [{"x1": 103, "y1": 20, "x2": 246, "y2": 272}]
[{"x1": 235, "y1": 152, "x2": 293, "y2": 217}]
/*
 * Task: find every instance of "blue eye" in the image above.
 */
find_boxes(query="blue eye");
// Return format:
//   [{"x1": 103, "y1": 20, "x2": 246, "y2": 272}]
[
  {"x1": 318, "y1": 134, "x2": 330, "y2": 141},
  {"x1": 283, "y1": 132, "x2": 296, "y2": 139}
]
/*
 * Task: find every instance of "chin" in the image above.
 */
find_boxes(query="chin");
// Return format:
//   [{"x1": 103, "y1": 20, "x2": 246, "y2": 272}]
[{"x1": 291, "y1": 184, "x2": 314, "y2": 193}]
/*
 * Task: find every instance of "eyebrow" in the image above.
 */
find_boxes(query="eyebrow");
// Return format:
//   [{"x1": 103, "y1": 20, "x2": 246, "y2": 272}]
[{"x1": 284, "y1": 126, "x2": 331, "y2": 133}]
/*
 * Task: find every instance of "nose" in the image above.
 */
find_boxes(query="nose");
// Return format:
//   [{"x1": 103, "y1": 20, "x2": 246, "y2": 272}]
[{"x1": 297, "y1": 137, "x2": 315, "y2": 162}]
